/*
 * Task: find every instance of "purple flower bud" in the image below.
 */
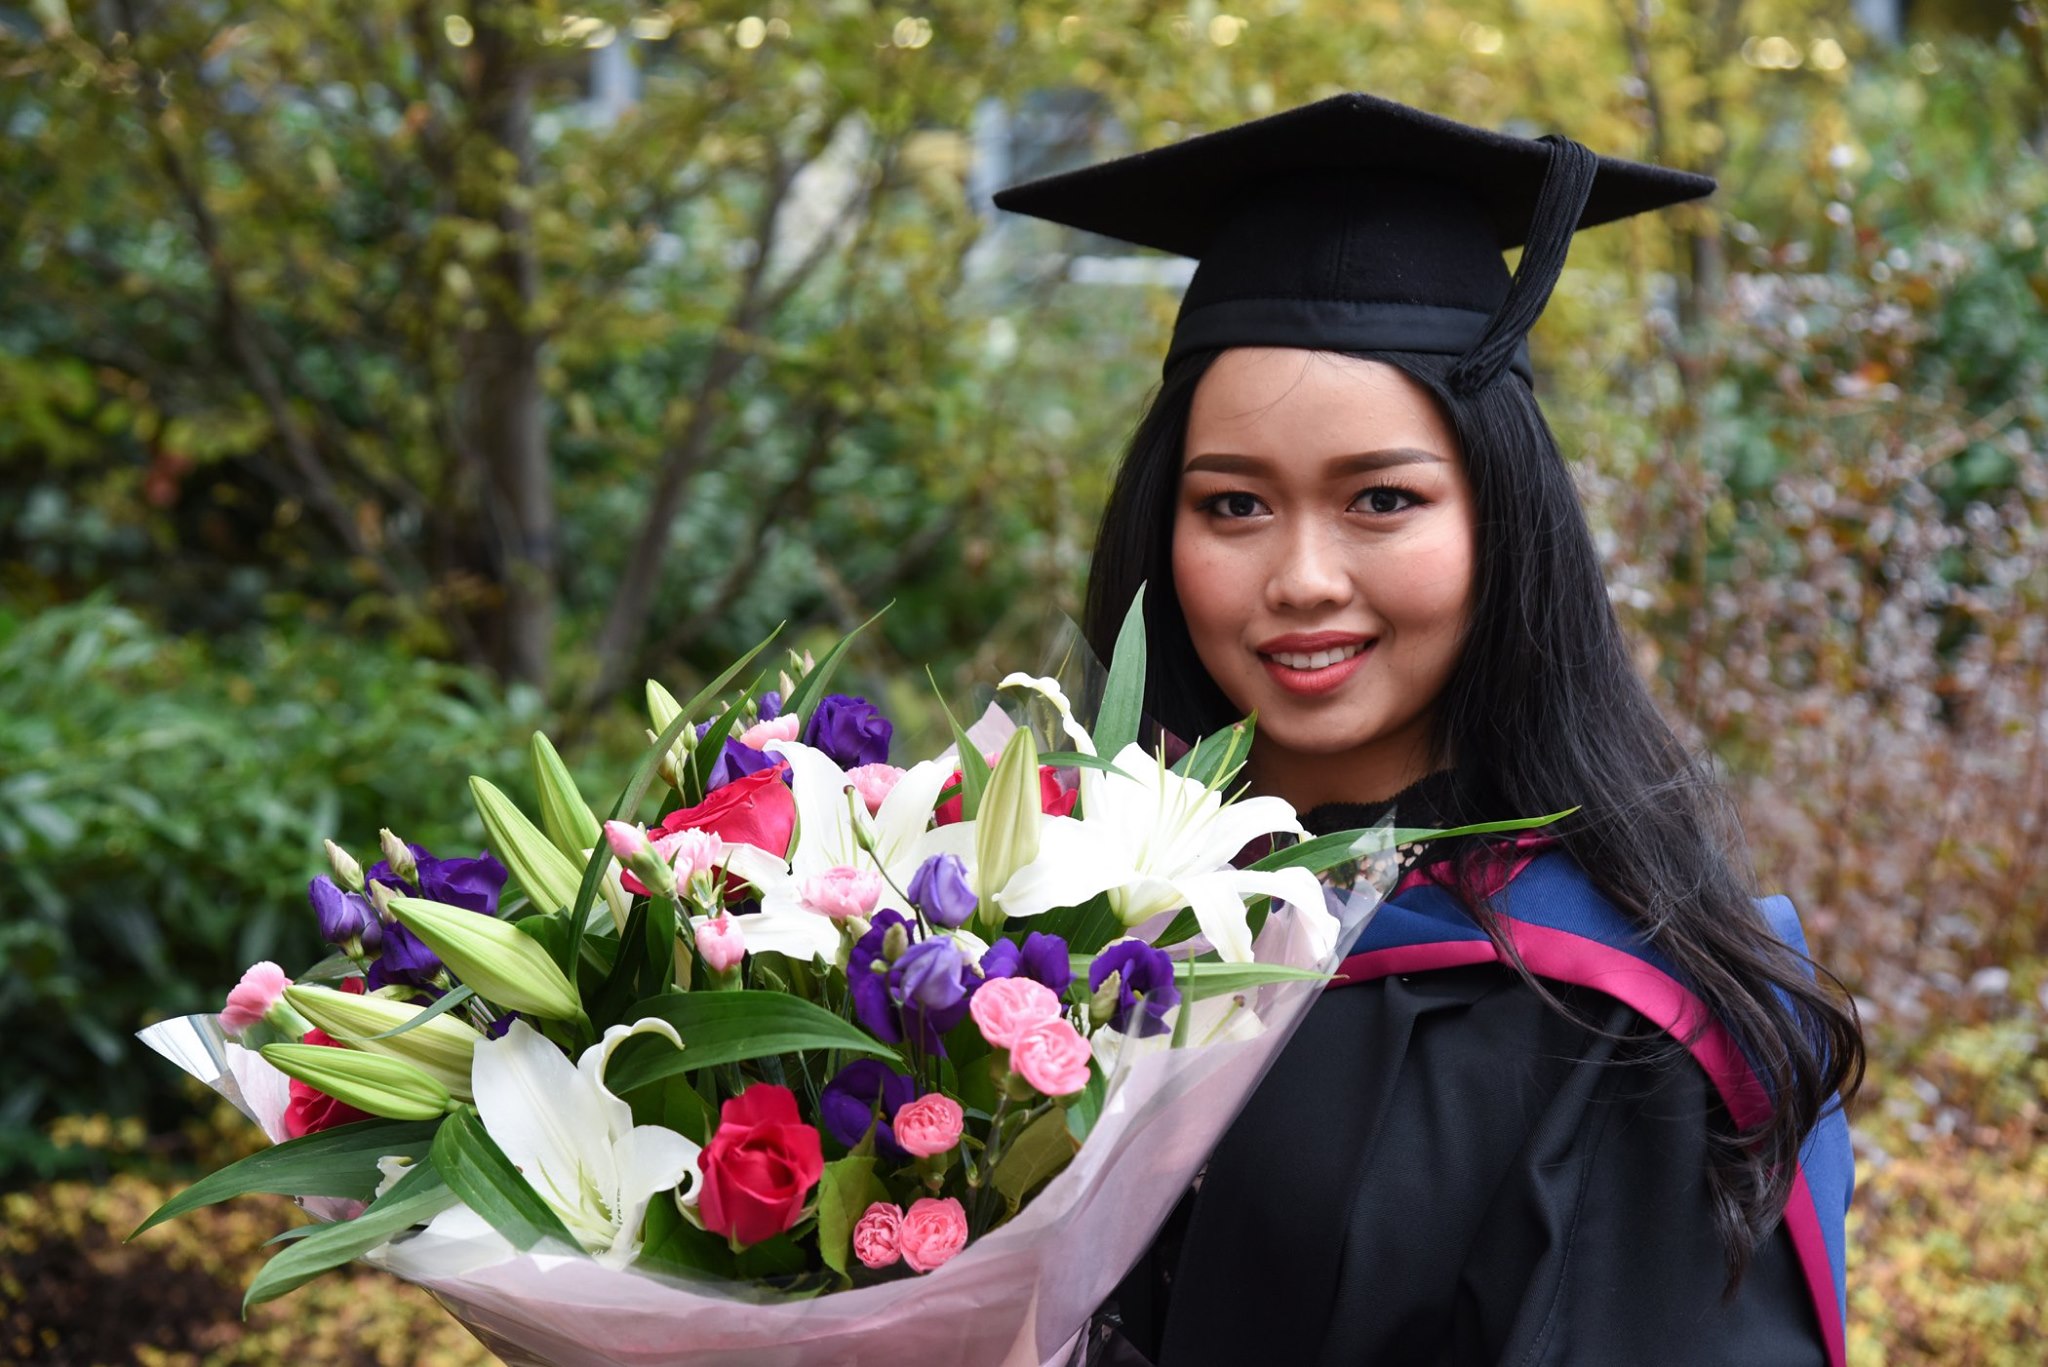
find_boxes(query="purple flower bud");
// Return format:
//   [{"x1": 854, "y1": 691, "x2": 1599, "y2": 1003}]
[
  {"x1": 308, "y1": 876, "x2": 383, "y2": 953},
  {"x1": 1088, "y1": 941, "x2": 1180, "y2": 1037},
  {"x1": 756, "y1": 690, "x2": 783, "y2": 723},
  {"x1": 890, "y1": 939, "x2": 968, "y2": 1015},
  {"x1": 819, "y1": 1059, "x2": 918, "y2": 1161},
  {"x1": 980, "y1": 931, "x2": 1072, "y2": 997},
  {"x1": 906, "y1": 854, "x2": 978, "y2": 929},
  {"x1": 803, "y1": 694, "x2": 893, "y2": 770},
  {"x1": 367, "y1": 920, "x2": 444, "y2": 991}
]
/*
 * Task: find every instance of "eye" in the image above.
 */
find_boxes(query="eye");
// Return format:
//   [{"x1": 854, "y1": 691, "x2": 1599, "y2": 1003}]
[
  {"x1": 1199, "y1": 491, "x2": 1268, "y2": 520},
  {"x1": 1353, "y1": 485, "x2": 1421, "y2": 516}
]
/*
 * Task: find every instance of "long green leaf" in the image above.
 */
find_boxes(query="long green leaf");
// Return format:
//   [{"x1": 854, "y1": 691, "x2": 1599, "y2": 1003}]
[
  {"x1": 561, "y1": 623, "x2": 786, "y2": 979},
  {"x1": 1093, "y1": 585, "x2": 1148, "y2": 759},
  {"x1": 681, "y1": 668, "x2": 768, "y2": 804},
  {"x1": 816, "y1": 1154, "x2": 887, "y2": 1280},
  {"x1": 429, "y1": 1109, "x2": 581, "y2": 1253},
  {"x1": 928, "y1": 666, "x2": 991, "y2": 820},
  {"x1": 781, "y1": 603, "x2": 890, "y2": 723},
  {"x1": 1250, "y1": 810, "x2": 1578, "y2": 875},
  {"x1": 607, "y1": 991, "x2": 903, "y2": 1092},
  {"x1": 132, "y1": 1119, "x2": 438, "y2": 1238},
  {"x1": 243, "y1": 1159, "x2": 456, "y2": 1311}
]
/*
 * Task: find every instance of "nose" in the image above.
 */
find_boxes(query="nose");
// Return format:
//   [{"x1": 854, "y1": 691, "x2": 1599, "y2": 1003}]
[{"x1": 1264, "y1": 522, "x2": 1354, "y2": 613}]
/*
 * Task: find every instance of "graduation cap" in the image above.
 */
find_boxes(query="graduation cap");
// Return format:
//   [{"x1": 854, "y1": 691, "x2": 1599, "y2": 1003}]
[{"x1": 992, "y1": 92, "x2": 1714, "y2": 389}]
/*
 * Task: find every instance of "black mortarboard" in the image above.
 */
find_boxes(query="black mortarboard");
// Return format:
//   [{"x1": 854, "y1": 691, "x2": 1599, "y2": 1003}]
[{"x1": 992, "y1": 92, "x2": 1714, "y2": 389}]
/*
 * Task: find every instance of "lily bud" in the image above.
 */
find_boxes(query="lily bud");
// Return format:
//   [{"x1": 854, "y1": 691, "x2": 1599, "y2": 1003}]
[
  {"x1": 647, "y1": 679, "x2": 684, "y2": 734},
  {"x1": 1089, "y1": 969, "x2": 1124, "y2": 1026},
  {"x1": 324, "y1": 840, "x2": 365, "y2": 894},
  {"x1": 284, "y1": 984, "x2": 479, "y2": 1098},
  {"x1": 531, "y1": 732, "x2": 602, "y2": 860},
  {"x1": 974, "y1": 726, "x2": 1043, "y2": 923},
  {"x1": 378, "y1": 829, "x2": 418, "y2": 884},
  {"x1": 386, "y1": 895, "x2": 583, "y2": 1022},
  {"x1": 260, "y1": 1041, "x2": 454, "y2": 1122},
  {"x1": 471, "y1": 776, "x2": 584, "y2": 918},
  {"x1": 604, "y1": 820, "x2": 676, "y2": 900},
  {"x1": 881, "y1": 922, "x2": 910, "y2": 964}
]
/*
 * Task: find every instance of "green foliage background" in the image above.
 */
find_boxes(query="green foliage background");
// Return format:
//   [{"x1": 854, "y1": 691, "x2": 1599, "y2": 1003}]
[{"x1": 3, "y1": 1, "x2": 2046, "y2": 1362}]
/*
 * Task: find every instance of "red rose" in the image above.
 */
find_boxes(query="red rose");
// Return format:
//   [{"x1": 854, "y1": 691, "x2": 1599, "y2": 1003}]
[
  {"x1": 624, "y1": 767, "x2": 799, "y2": 897},
  {"x1": 282, "y1": 1027, "x2": 374, "y2": 1138},
  {"x1": 696, "y1": 1083, "x2": 824, "y2": 1248},
  {"x1": 935, "y1": 762, "x2": 1077, "y2": 827},
  {"x1": 660, "y1": 767, "x2": 795, "y2": 856}
]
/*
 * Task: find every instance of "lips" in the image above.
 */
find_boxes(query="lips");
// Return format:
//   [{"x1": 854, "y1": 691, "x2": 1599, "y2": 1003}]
[{"x1": 1255, "y1": 635, "x2": 1376, "y2": 697}]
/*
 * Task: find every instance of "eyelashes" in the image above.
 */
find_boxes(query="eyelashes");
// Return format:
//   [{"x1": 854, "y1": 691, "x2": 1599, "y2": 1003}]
[{"x1": 1193, "y1": 484, "x2": 1426, "y2": 520}]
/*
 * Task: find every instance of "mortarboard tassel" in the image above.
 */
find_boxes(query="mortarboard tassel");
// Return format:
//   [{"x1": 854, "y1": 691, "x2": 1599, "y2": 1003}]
[{"x1": 1447, "y1": 135, "x2": 1601, "y2": 394}]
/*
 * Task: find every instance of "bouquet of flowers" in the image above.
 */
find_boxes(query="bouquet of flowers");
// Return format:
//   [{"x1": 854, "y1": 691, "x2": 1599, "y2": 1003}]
[{"x1": 136, "y1": 603, "x2": 1409, "y2": 1365}]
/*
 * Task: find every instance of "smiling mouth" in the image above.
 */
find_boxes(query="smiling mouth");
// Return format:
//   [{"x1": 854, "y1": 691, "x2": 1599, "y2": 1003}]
[{"x1": 1260, "y1": 642, "x2": 1371, "y2": 671}]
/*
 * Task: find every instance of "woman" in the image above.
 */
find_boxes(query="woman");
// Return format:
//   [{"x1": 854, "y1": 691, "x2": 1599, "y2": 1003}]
[{"x1": 995, "y1": 95, "x2": 1863, "y2": 1364}]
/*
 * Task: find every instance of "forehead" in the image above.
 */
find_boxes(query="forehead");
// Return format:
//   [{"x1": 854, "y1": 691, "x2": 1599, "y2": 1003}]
[{"x1": 1185, "y1": 349, "x2": 1458, "y2": 462}]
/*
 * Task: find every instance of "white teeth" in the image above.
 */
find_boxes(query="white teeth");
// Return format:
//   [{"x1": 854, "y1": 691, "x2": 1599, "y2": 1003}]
[{"x1": 1268, "y1": 643, "x2": 1365, "y2": 671}]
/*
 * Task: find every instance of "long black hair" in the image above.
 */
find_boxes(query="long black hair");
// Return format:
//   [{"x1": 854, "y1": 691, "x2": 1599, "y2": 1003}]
[{"x1": 1084, "y1": 345, "x2": 1864, "y2": 1285}]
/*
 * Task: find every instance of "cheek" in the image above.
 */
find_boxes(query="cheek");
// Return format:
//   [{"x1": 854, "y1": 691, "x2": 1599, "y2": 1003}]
[{"x1": 1381, "y1": 530, "x2": 1477, "y2": 651}]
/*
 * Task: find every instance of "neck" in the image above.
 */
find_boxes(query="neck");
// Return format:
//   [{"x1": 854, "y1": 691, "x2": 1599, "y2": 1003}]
[{"x1": 1244, "y1": 721, "x2": 1439, "y2": 811}]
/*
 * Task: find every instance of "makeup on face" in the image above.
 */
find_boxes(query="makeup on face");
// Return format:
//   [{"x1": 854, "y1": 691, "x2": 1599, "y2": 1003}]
[{"x1": 1170, "y1": 349, "x2": 1478, "y2": 809}]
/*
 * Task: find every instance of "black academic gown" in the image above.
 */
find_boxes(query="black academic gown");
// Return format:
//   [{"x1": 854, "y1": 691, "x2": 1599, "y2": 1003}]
[{"x1": 1098, "y1": 777, "x2": 1829, "y2": 1367}]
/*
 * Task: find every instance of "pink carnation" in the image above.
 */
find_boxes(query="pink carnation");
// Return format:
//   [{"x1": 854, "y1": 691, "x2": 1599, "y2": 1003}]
[
  {"x1": 1011, "y1": 1017, "x2": 1093, "y2": 1097},
  {"x1": 851, "y1": 1201, "x2": 902, "y2": 1269},
  {"x1": 892, "y1": 1093, "x2": 965, "y2": 1158},
  {"x1": 698, "y1": 914, "x2": 745, "y2": 973},
  {"x1": 845, "y1": 763, "x2": 907, "y2": 815},
  {"x1": 799, "y1": 865, "x2": 883, "y2": 921},
  {"x1": 655, "y1": 826, "x2": 725, "y2": 880},
  {"x1": 969, "y1": 976, "x2": 1063, "y2": 1048},
  {"x1": 898, "y1": 1196, "x2": 969, "y2": 1273},
  {"x1": 737, "y1": 714, "x2": 800, "y2": 749},
  {"x1": 221, "y1": 961, "x2": 292, "y2": 1036}
]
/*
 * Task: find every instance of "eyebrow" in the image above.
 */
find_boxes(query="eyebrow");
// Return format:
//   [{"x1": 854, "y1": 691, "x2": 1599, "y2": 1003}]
[{"x1": 1182, "y1": 448, "x2": 1446, "y2": 478}]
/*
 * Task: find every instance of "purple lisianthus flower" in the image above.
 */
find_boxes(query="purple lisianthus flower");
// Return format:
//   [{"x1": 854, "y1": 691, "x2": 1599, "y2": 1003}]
[
  {"x1": 307, "y1": 876, "x2": 383, "y2": 954},
  {"x1": 849, "y1": 910, "x2": 911, "y2": 1044},
  {"x1": 803, "y1": 694, "x2": 892, "y2": 770},
  {"x1": 1088, "y1": 940, "x2": 1180, "y2": 1037},
  {"x1": 361, "y1": 844, "x2": 509, "y2": 991},
  {"x1": 415, "y1": 850, "x2": 509, "y2": 916},
  {"x1": 818, "y1": 1059, "x2": 918, "y2": 1162},
  {"x1": 981, "y1": 931, "x2": 1073, "y2": 997},
  {"x1": 367, "y1": 920, "x2": 445, "y2": 992},
  {"x1": 907, "y1": 853, "x2": 978, "y2": 929},
  {"x1": 703, "y1": 734, "x2": 782, "y2": 792},
  {"x1": 756, "y1": 690, "x2": 783, "y2": 722}
]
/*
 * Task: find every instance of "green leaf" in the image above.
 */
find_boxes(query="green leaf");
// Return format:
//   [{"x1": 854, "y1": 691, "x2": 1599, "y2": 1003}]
[
  {"x1": 816, "y1": 1154, "x2": 887, "y2": 1279},
  {"x1": 734, "y1": 1229, "x2": 810, "y2": 1277},
  {"x1": 1178, "y1": 961, "x2": 1330, "y2": 999},
  {"x1": 928, "y1": 666, "x2": 991, "y2": 821},
  {"x1": 1093, "y1": 584, "x2": 1148, "y2": 759},
  {"x1": 1038, "y1": 751, "x2": 1134, "y2": 777},
  {"x1": 1025, "y1": 892, "x2": 1122, "y2": 955},
  {"x1": 639, "y1": 1195, "x2": 734, "y2": 1279},
  {"x1": 991, "y1": 1108, "x2": 1077, "y2": 1211},
  {"x1": 131, "y1": 1119, "x2": 439, "y2": 1238},
  {"x1": 682, "y1": 669, "x2": 766, "y2": 803},
  {"x1": 607, "y1": 992, "x2": 904, "y2": 1093},
  {"x1": 782, "y1": 604, "x2": 890, "y2": 724},
  {"x1": 429, "y1": 1108, "x2": 581, "y2": 1253},
  {"x1": 243, "y1": 1160, "x2": 456, "y2": 1311},
  {"x1": 531, "y1": 732, "x2": 602, "y2": 859},
  {"x1": 1249, "y1": 810, "x2": 1578, "y2": 875},
  {"x1": 348, "y1": 985, "x2": 475, "y2": 1041},
  {"x1": 1063, "y1": 1064, "x2": 1108, "y2": 1144},
  {"x1": 1171, "y1": 715, "x2": 1256, "y2": 789},
  {"x1": 567, "y1": 624, "x2": 785, "y2": 978}
]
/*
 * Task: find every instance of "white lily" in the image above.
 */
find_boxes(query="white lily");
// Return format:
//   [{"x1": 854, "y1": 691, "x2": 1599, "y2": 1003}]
[
  {"x1": 708, "y1": 740, "x2": 953, "y2": 965},
  {"x1": 375, "y1": 1018, "x2": 698, "y2": 1277},
  {"x1": 995, "y1": 741, "x2": 1334, "y2": 964}
]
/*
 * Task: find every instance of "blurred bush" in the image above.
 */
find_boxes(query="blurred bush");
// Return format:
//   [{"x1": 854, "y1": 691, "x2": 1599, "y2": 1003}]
[{"x1": 0, "y1": 595, "x2": 553, "y2": 1180}]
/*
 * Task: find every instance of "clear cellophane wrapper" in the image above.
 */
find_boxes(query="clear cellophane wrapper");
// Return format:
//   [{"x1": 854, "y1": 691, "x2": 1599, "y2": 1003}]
[{"x1": 142, "y1": 862, "x2": 1388, "y2": 1367}]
